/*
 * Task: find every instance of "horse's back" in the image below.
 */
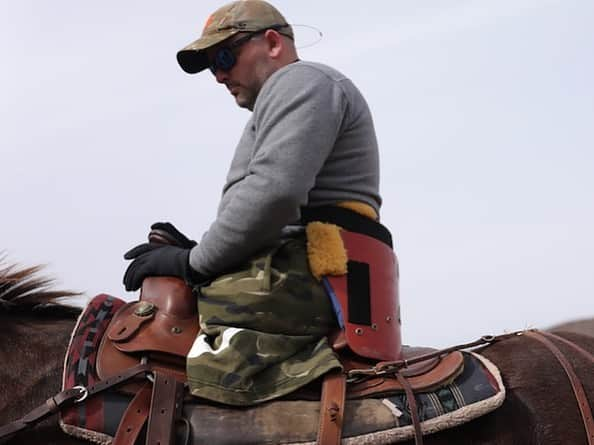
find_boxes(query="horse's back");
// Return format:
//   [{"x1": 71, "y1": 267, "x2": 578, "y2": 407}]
[
  {"x1": 550, "y1": 317, "x2": 594, "y2": 337},
  {"x1": 416, "y1": 331, "x2": 594, "y2": 445}
]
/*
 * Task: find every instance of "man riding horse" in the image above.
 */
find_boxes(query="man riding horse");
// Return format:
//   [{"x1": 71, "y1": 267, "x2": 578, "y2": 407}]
[
  {"x1": 1, "y1": 3, "x2": 591, "y2": 444},
  {"x1": 123, "y1": 0, "x2": 399, "y2": 406}
]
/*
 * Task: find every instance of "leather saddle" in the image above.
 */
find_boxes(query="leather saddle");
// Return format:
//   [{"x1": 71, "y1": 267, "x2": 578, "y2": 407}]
[
  {"x1": 97, "y1": 273, "x2": 463, "y2": 397},
  {"x1": 96, "y1": 276, "x2": 197, "y2": 388},
  {"x1": 93, "y1": 228, "x2": 464, "y2": 444},
  {"x1": 94, "y1": 280, "x2": 463, "y2": 445}
]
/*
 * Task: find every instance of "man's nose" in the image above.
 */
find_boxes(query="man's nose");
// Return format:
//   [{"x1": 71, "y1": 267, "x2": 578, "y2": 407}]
[{"x1": 214, "y1": 68, "x2": 228, "y2": 83}]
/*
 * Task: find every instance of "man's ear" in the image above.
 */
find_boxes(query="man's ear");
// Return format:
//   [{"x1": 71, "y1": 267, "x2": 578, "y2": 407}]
[{"x1": 264, "y1": 29, "x2": 283, "y2": 58}]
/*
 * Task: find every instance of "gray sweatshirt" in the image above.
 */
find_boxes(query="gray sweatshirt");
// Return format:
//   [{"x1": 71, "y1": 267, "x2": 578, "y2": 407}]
[{"x1": 190, "y1": 61, "x2": 381, "y2": 276}]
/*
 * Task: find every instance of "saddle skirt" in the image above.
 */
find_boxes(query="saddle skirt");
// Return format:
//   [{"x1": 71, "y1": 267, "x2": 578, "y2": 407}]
[{"x1": 60, "y1": 293, "x2": 505, "y2": 445}]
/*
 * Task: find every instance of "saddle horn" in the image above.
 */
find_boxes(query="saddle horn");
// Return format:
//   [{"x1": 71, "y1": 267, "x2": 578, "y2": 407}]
[
  {"x1": 148, "y1": 228, "x2": 182, "y2": 246},
  {"x1": 140, "y1": 228, "x2": 197, "y2": 319}
]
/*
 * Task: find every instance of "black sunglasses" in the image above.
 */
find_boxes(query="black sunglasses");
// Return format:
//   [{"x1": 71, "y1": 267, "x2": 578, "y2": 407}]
[
  {"x1": 208, "y1": 32, "x2": 264, "y2": 75},
  {"x1": 208, "y1": 25, "x2": 292, "y2": 75}
]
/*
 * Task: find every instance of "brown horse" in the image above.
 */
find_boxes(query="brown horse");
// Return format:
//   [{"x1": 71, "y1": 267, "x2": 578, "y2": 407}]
[
  {"x1": 0, "y1": 261, "x2": 593, "y2": 445},
  {"x1": 550, "y1": 318, "x2": 594, "y2": 338}
]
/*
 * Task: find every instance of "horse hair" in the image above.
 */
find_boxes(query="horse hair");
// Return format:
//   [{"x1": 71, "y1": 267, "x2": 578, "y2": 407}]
[{"x1": 0, "y1": 257, "x2": 81, "y2": 318}]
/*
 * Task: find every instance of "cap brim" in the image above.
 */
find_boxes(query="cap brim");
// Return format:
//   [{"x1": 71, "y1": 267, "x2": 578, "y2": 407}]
[{"x1": 176, "y1": 29, "x2": 239, "y2": 74}]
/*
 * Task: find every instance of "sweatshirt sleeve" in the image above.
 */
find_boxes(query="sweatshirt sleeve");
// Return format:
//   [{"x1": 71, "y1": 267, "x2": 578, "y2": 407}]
[{"x1": 190, "y1": 65, "x2": 348, "y2": 276}]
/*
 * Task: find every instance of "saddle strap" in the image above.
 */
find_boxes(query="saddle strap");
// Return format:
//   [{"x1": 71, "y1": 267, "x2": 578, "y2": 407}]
[
  {"x1": 542, "y1": 331, "x2": 594, "y2": 363},
  {"x1": 317, "y1": 371, "x2": 347, "y2": 445},
  {"x1": 146, "y1": 372, "x2": 185, "y2": 445},
  {"x1": 395, "y1": 372, "x2": 423, "y2": 445},
  {"x1": 112, "y1": 383, "x2": 152, "y2": 445},
  {"x1": 0, "y1": 386, "x2": 83, "y2": 441},
  {"x1": 525, "y1": 331, "x2": 594, "y2": 445},
  {"x1": 0, "y1": 363, "x2": 151, "y2": 442}
]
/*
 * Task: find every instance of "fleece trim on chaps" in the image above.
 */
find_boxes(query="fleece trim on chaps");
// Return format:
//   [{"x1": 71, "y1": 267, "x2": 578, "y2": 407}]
[{"x1": 305, "y1": 201, "x2": 378, "y2": 280}]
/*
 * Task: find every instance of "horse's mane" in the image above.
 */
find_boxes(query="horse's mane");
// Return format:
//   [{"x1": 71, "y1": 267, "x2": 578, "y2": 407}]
[{"x1": 0, "y1": 257, "x2": 81, "y2": 318}]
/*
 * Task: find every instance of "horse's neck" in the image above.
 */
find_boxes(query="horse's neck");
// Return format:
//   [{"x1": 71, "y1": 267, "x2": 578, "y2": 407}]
[{"x1": 0, "y1": 317, "x2": 75, "y2": 422}]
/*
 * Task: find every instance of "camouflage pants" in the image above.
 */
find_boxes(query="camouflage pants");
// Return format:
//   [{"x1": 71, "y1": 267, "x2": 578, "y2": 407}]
[{"x1": 186, "y1": 235, "x2": 342, "y2": 406}]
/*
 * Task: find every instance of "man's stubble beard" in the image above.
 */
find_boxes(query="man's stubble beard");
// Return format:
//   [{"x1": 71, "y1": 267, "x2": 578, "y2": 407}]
[
  {"x1": 236, "y1": 60, "x2": 278, "y2": 111},
  {"x1": 235, "y1": 87, "x2": 258, "y2": 111}
]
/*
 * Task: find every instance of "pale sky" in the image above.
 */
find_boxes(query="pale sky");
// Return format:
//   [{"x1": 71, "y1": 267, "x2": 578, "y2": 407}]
[{"x1": 2, "y1": 0, "x2": 593, "y2": 347}]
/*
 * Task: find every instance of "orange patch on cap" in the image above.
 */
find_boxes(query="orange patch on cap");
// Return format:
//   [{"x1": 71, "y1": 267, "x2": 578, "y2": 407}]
[{"x1": 203, "y1": 14, "x2": 215, "y2": 31}]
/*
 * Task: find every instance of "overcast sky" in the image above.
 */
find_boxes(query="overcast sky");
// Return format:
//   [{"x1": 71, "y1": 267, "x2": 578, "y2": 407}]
[{"x1": 1, "y1": 0, "x2": 592, "y2": 347}]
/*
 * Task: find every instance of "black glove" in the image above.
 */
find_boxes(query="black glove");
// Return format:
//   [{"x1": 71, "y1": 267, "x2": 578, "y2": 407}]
[
  {"x1": 122, "y1": 243, "x2": 205, "y2": 291},
  {"x1": 150, "y1": 222, "x2": 197, "y2": 249}
]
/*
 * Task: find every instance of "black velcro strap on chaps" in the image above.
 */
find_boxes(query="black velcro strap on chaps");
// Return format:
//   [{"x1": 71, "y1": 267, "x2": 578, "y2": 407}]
[
  {"x1": 347, "y1": 260, "x2": 371, "y2": 326},
  {"x1": 300, "y1": 206, "x2": 393, "y2": 248}
]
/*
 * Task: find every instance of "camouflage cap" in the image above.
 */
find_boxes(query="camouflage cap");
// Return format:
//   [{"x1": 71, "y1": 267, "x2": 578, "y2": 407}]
[{"x1": 177, "y1": 0, "x2": 293, "y2": 74}]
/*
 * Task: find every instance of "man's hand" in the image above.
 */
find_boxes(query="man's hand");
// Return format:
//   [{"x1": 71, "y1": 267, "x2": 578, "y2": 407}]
[
  {"x1": 122, "y1": 243, "x2": 204, "y2": 291},
  {"x1": 150, "y1": 222, "x2": 197, "y2": 248}
]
